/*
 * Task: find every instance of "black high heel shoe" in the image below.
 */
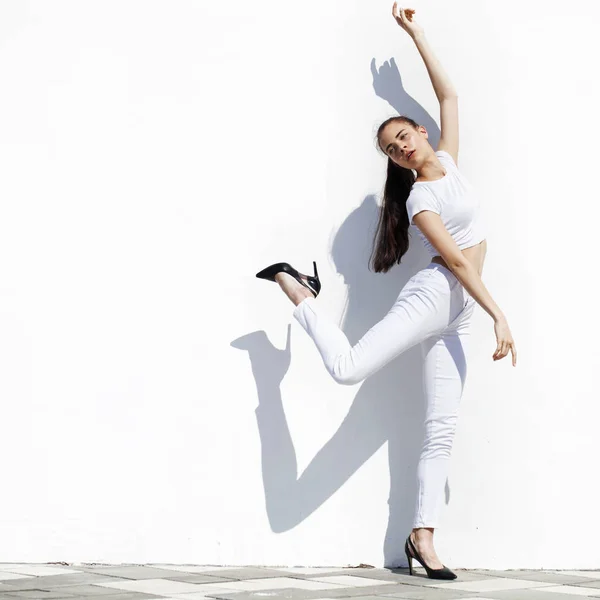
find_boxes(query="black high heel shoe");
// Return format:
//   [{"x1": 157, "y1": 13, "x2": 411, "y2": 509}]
[
  {"x1": 404, "y1": 534, "x2": 457, "y2": 580},
  {"x1": 255, "y1": 261, "x2": 321, "y2": 298}
]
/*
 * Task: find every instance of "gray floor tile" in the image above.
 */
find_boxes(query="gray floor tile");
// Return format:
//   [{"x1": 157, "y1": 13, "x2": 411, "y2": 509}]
[
  {"x1": 317, "y1": 584, "x2": 446, "y2": 598},
  {"x1": 539, "y1": 586, "x2": 600, "y2": 596},
  {"x1": 196, "y1": 593, "x2": 303, "y2": 600},
  {"x1": 161, "y1": 575, "x2": 238, "y2": 584},
  {"x1": 78, "y1": 595, "x2": 165, "y2": 600},
  {"x1": 0, "y1": 563, "x2": 80, "y2": 576},
  {"x1": 426, "y1": 578, "x2": 552, "y2": 594},
  {"x1": 332, "y1": 597, "x2": 419, "y2": 600},
  {"x1": 0, "y1": 568, "x2": 82, "y2": 579},
  {"x1": 126, "y1": 565, "x2": 248, "y2": 577},
  {"x1": 200, "y1": 584, "x2": 420, "y2": 600},
  {"x1": 302, "y1": 570, "x2": 417, "y2": 585},
  {"x1": 69, "y1": 567, "x2": 191, "y2": 580},
  {"x1": 0, "y1": 574, "x2": 127, "y2": 592},
  {"x1": 196, "y1": 592, "x2": 324, "y2": 600},
  {"x1": 273, "y1": 568, "x2": 361, "y2": 575},
  {"x1": 467, "y1": 570, "x2": 598, "y2": 584},
  {"x1": 320, "y1": 597, "x2": 442, "y2": 600},
  {"x1": 546, "y1": 572, "x2": 600, "y2": 580},
  {"x1": 27, "y1": 584, "x2": 140, "y2": 596},
  {"x1": 0, "y1": 595, "x2": 161, "y2": 600},
  {"x1": 0, "y1": 591, "x2": 75, "y2": 599},
  {"x1": 277, "y1": 570, "x2": 376, "y2": 580},
  {"x1": 381, "y1": 586, "x2": 489, "y2": 599},
  {"x1": 574, "y1": 581, "x2": 600, "y2": 590},
  {"x1": 0, "y1": 587, "x2": 31, "y2": 594},
  {"x1": 317, "y1": 597, "x2": 405, "y2": 600},
  {"x1": 100, "y1": 595, "x2": 167, "y2": 600},
  {"x1": 468, "y1": 589, "x2": 600, "y2": 599},
  {"x1": 94, "y1": 578, "x2": 217, "y2": 595},
  {"x1": 306, "y1": 576, "x2": 396, "y2": 590},
  {"x1": 183, "y1": 569, "x2": 301, "y2": 581}
]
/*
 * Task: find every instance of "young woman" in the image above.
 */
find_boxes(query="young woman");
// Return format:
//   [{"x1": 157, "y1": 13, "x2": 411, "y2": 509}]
[{"x1": 256, "y1": 4, "x2": 516, "y2": 580}]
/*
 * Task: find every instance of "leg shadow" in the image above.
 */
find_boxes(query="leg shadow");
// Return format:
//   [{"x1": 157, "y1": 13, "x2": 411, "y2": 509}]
[{"x1": 233, "y1": 196, "x2": 430, "y2": 566}]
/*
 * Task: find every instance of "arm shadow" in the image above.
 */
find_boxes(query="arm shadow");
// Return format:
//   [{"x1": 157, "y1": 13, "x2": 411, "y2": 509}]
[{"x1": 371, "y1": 57, "x2": 441, "y2": 148}]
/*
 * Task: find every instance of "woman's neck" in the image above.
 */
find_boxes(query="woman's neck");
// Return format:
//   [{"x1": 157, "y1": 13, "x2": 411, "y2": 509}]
[{"x1": 416, "y1": 156, "x2": 446, "y2": 182}]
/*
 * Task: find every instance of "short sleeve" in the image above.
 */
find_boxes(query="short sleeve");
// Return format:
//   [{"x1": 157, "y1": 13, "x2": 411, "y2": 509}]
[
  {"x1": 406, "y1": 187, "x2": 441, "y2": 225},
  {"x1": 435, "y1": 149, "x2": 457, "y2": 169}
]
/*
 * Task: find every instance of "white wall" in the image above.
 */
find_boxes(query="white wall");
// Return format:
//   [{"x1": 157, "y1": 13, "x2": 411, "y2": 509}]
[{"x1": 0, "y1": 0, "x2": 599, "y2": 568}]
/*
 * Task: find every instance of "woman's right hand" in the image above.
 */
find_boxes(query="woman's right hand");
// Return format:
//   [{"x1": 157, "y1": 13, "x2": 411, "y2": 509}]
[
  {"x1": 392, "y1": 3, "x2": 424, "y2": 39},
  {"x1": 493, "y1": 317, "x2": 517, "y2": 366}
]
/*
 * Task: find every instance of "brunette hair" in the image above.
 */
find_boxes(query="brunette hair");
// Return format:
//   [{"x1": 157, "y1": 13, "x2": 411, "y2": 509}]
[{"x1": 370, "y1": 116, "x2": 420, "y2": 273}]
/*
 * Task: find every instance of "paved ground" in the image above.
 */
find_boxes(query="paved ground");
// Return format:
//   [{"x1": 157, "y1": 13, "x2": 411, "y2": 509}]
[{"x1": 0, "y1": 564, "x2": 599, "y2": 600}]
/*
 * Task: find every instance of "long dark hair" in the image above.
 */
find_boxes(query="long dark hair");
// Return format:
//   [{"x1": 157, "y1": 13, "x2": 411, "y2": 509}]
[{"x1": 370, "y1": 116, "x2": 419, "y2": 273}]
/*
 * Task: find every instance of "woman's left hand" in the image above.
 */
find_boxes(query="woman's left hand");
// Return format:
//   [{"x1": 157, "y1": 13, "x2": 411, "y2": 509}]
[
  {"x1": 493, "y1": 317, "x2": 517, "y2": 366},
  {"x1": 392, "y1": 3, "x2": 423, "y2": 39}
]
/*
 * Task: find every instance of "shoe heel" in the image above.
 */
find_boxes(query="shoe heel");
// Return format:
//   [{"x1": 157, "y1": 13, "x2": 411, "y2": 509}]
[
  {"x1": 306, "y1": 261, "x2": 321, "y2": 297},
  {"x1": 404, "y1": 540, "x2": 413, "y2": 576}
]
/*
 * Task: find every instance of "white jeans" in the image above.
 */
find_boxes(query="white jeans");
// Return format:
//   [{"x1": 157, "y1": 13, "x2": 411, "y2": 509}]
[{"x1": 293, "y1": 262, "x2": 476, "y2": 528}]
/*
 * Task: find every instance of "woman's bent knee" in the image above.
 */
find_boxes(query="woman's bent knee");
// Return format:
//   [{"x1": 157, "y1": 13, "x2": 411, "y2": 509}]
[
  {"x1": 330, "y1": 360, "x2": 364, "y2": 386},
  {"x1": 331, "y1": 370, "x2": 362, "y2": 386}
]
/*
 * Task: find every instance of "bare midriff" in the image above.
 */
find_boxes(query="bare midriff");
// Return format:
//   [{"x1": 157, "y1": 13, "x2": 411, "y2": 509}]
[{"x1": 431, "y1": 239, "x2": 487, "y2": 277}]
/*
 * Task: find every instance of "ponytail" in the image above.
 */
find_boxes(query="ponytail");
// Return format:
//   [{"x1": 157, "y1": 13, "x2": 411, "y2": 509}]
[{"x1": 370, "y1": 116, "x2": 418, "y2": 273}]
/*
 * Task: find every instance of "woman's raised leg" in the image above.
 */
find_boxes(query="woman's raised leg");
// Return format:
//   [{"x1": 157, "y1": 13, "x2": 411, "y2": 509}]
[{"x1": 291, "y1": 272, "x2": 455, "y2": 385}]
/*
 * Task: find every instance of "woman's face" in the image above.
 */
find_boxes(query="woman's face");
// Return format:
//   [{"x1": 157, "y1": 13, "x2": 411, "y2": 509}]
[{"x1": 379, "y1": 121, "x2": 431, "y2": 169}]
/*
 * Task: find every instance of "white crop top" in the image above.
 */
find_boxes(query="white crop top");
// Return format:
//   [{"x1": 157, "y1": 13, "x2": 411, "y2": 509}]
[{"x1": 406, "y1": 150, "x2": 486, "y2": 258}]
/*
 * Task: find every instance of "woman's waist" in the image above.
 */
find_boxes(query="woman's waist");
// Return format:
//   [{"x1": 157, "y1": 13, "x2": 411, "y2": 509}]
[{"x1": 430, "y1": 239, "x2": 486, "y2": 275}]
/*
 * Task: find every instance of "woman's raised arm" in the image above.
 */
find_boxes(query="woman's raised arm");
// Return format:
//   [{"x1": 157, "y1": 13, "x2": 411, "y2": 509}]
[{"x1": 392, "y1": 4, "x2": 459, "y2": 163}]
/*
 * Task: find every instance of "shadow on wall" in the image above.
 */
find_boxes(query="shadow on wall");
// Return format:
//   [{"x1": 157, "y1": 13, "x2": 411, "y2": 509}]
[{"x1": 231, "y1": 58, "x2": 442, "y2": 568}]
